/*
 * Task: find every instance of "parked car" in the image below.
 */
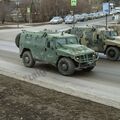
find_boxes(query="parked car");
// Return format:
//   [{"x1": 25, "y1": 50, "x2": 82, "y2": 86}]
[
  {"x1": 74, "y1": 14, "x2": 81, "y2": 21},
  {"x1": 65, "y1": 16, "x2": 77, "y2": 24},
  {"x1": 87, "y1": 13, "x2": 94, "y2": 20},
  {"x1": 115, "y1": 7, "x2": 120, "y2": 13},
  {"x1": 98, "y1": 11, "x2": 105, "y2": 17},
  {"x1": 50, "y1": 16, "x2": 63, "y2": 24},
  {"x1": 110, "y1": 9, "x2": 117, "y2": 14},
  {"x1": 64, "y1": 14, "x2": 72, "y2": 21},
  {"x1": 79, "y1": 13, "x2": 88, "y2": 22}
]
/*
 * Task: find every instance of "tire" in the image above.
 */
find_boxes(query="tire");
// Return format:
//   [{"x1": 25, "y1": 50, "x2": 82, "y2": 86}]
[
  {"x1": 82, "y1": 66, "x2": 95, "y2": 72},
  {"x1": 22, "y1": 51, "x2": 35, "y2": 67},
  {"x1": 106, "y1": 47, "x2": 120, "y2": 61},
  {"x1": 15, "y1": 33, "x2": 21, "y2": 48},
  {"x1": 57, "y1": 58, "x2": 75, "y2": 76}
]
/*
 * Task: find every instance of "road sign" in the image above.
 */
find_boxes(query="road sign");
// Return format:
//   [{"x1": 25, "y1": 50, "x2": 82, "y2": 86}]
[
  {"x1": 71, "y1": 0, "x2": 77, "y2": 7},
  {"x1": 27, "y1": 7, "x2": 30, "y2": 13},
  {"x1": 103, "y1": 2, "x2": 110, "y2": 14}
]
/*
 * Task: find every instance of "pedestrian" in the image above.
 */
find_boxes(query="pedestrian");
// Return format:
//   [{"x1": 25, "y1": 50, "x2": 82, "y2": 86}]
[{"x1": 112, "y1": 14, "x2": 115, "y2": 20}]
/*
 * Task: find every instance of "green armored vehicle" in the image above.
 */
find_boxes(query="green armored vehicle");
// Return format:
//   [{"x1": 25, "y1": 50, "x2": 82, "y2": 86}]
[
  {"x1": 15, "y1": 30, "x2": 98, "y2": 75},
  {"x1": 65, "y1": 26, "x2": 120, "y2": 61}
]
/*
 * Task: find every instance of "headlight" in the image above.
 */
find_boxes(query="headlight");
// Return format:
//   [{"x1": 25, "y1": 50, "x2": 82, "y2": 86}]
[
  {"x1": 75, "y1": 56, "x2": 80, "y2": 61},
  {"x1": 93, "y1": 54, "x2": 96, "y2": 58}
]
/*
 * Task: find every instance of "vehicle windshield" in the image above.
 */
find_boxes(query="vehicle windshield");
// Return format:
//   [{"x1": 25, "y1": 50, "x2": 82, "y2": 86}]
[
  {"x1": 56, "y1": 37, "x2": 79, "y2": 47},
  {"x1": 105, "y1": 31, "x2": 118, "y2": 37},
  {"x1": 68, "y1": 16, "x2": 73, "y2": 19}
]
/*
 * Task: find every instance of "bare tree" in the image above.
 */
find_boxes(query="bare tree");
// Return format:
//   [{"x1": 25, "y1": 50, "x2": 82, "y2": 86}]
[
  {"x1": 0, "y1": 0, "x2": 12, "y2": 24},
  {"x1": 20, "y1": 0, "x2": 30, "y2": 22},
  {"x1": 0, "y1": 0, "x2": 110, "y2": 23}
]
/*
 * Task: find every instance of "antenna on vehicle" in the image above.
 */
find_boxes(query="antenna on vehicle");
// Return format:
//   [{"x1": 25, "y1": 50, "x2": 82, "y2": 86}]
[{"x1": 41, "y1": 32, "x2": 47, "y2": 38}]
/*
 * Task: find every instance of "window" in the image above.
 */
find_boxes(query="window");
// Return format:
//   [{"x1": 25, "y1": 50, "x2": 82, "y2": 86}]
[{"x1": 56, "y1": 37, "x2": 78, "y2": 47}]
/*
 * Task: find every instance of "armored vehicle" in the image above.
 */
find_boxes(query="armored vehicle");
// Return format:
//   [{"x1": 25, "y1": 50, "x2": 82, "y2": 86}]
[
  {"x1": 15, "y1": 30, "x2": 98, "y2": 76},
  {"x1": 65, "y1": 26, "x2": 120, "y2": 61}
]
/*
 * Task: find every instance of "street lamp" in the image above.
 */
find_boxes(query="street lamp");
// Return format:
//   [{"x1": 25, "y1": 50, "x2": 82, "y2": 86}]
[{"x1": 16, "y1": 0, "x2": 19, "y2": 28}]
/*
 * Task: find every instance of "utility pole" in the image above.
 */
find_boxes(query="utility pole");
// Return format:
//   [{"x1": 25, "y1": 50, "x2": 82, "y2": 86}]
[
  {"x1": 27, "y1": 7, "x2": 31, "y2": 24},
  {"x1": 71, "y1": 0, "x2": 77, "y2": 28},
  {"x1": 103, "y1": 2, "x2": 110, "y2": 30},
  {"x1": 1, "y1": 0, "x2": 5, "y2": 24}
]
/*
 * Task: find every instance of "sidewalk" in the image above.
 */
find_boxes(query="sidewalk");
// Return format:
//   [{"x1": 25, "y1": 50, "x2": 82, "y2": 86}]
[{"x1": 0, "y1": 22, "x2": 49, "y2": 29}]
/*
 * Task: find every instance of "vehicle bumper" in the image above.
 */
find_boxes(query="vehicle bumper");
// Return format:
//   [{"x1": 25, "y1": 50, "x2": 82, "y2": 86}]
[
  {"x1": 75, "y1": 62, "x2": 96, "y2": 70},
  {"x1": 75, "y1": 55, "x2": 99, "y2": 70}
]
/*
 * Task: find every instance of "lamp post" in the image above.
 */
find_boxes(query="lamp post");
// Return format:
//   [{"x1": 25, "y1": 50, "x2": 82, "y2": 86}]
[
  {"x1": 16, "y1": 0, "x2": 19, "y2": 28},
  {"x1": 71, "y1": 0, "x2": 77, "y2": 28},
  {"x1": 27, "y1": 7, "x2": 31, "y2": 24}
]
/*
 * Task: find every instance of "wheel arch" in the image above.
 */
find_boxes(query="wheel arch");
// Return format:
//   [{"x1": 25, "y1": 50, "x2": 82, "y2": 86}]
[
  {"x1": 56, "y1": 56, "x2": 77, "y2": 67},
  {"x1": 20, "y1": 48, "x2": 31, "y2": 58},
  {"x1": 15, "y1": 33, "x2": 21, "y2": 48}
]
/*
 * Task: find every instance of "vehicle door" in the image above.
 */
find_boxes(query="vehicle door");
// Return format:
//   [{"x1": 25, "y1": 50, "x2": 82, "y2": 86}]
[
  {"x1": 43, "y1": 37, "x2": 58, "y2": 64},
  {"x1": 32, "y1": 34, "x2": 47, "y2": 60},
  {"x1": 92, "y1": 31, "x2": 105, "y2": 52},
  {"x1": 81, "y1": 30, "x2": 94, "y2": 48}
]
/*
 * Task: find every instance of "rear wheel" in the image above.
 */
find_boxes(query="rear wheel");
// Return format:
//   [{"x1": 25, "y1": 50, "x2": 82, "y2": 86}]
[
  {"x1": 106, "y1": 47, "x2": 119, "y2": 61},
  {"x1": 58, "y1": 58, "x2": 75, "y2": 76},
  {"x1": 22, "y1": 51, "x2": 35, "y2": 67},
  {"x1": 15, "y1": 33, "x2": 21, "y2": 48}
]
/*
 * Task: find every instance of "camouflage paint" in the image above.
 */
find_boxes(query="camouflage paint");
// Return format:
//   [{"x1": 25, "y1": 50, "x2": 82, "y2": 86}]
[
  {"x1": 18, "y1": 30, "x2": 98, "y2": 69},
  {"x1": 66, "y1": 27, "x2": 120, "y2": 53}
]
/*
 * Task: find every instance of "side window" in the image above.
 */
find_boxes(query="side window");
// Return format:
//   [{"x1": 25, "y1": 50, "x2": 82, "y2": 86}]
[
  {"x1": 50, "y1": 40, "x2": 54, "y2": 48},
  {"x1": 85, "y1": 31, "x2": 93, "y2": 40},
  {"x1": 56, "y1": 38, "x2": 66, "y2": 47}
]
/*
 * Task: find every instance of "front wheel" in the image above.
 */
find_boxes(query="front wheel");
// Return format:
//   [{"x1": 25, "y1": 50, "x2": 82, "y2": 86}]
[
  {"x1": 22, "y1": 51, "x2": 35, "y2": 67},
  {"x1": 106, "y1": 47, "x2": 120, "y2": 61},
  {"x1": 58, "y1": 58, "x2": 75, "y2": 76}
]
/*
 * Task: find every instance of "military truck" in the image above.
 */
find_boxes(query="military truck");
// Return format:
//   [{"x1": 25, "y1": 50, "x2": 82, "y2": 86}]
[
  {"x1": 15, "y1": 30, "x2": 98, "y2": 76},
  {"x1": 65, "y1": 26, "x2": 120, "y2": 61}
]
